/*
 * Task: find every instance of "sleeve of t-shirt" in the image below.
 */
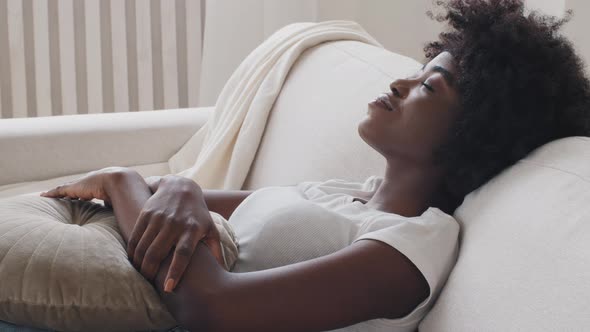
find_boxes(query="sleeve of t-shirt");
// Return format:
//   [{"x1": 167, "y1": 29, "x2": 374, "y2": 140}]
[{"x1": 352, "y1": 208, "x2": 460, "y2": 297}]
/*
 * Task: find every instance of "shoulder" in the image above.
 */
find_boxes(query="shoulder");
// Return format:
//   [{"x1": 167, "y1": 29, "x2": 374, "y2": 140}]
[
  {"x1": 344, "y1": 239, "x2": 431, "y2": 319},
  {"x1": 353, "y1": 207, "x2": 460, "y2": 311}
]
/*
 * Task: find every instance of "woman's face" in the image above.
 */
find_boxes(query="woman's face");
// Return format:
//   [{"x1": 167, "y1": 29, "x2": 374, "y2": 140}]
[{"x1": 358, "y1": 51, "x2": 460, "y2": 165}]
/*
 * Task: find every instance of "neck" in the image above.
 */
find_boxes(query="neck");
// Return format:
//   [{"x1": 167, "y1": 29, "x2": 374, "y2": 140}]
[{"x1": 365, "y1": 157, "x2": 442, "y2": 217}]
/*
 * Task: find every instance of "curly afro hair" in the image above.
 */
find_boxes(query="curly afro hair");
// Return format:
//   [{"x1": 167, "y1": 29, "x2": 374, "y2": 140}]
[{"x1": 425, "y1": 0, "x2": 590, "y2": 214}]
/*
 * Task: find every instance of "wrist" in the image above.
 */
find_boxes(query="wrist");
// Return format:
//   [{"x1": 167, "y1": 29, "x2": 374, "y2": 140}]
[
  {"x1": 104, "y1": 168, "x2": 143, "y2": 197},
  {"x1": 145, "y1": 176, "x2": 163, "y2": 194},
  {"x1": 160, "y1": 175, "x2": 202, "y2": 194}
]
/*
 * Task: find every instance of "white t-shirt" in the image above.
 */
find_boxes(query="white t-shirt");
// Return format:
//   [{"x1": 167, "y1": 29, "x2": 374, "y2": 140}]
[{"x1": 228, "y1": 176, "x2": 460, "y2": 332}]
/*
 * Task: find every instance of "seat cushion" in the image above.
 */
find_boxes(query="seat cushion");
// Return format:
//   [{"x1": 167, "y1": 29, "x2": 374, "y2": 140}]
[{"x1": 419, "y1": 136, "x2": 590, "y2": 331}]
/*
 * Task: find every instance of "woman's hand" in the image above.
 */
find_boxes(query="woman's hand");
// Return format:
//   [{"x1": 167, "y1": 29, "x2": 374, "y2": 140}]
[
  {"x1": 127, "y1": 175, "x2": 224, "y2": 293},
  {"x1": 39, "y1": 167, "x2": 128, "y2": 204}
]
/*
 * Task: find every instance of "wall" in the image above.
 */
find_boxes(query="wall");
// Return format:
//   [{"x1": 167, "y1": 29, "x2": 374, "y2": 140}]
[
  {"x1": 0, "y1": 0, "x2": 204, "y2": 119},
  {"x1": 199, "y1": 0, "x2": 586, "y2": 107},
  {"x1": 564, "y1": 0, "x2": 590, "y2": 74},
  {"x1": 1, "y1": 0, "x2": 587, "y2": 117}
]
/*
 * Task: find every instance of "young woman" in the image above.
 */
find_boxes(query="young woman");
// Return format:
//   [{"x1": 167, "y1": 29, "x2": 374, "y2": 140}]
[{"x1": 41, "y1": 1, "x2": 590, "y2": 331}]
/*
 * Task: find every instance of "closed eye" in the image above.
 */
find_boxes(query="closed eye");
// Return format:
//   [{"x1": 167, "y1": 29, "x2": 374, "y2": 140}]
[{"x1": 422, "y1": 82, "x2": 434, "y2": 93}]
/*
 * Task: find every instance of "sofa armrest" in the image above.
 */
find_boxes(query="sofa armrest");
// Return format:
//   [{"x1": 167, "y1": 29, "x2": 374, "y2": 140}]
[{"x1": 0, "y1": 107, "x2": 213, "y2": 186}]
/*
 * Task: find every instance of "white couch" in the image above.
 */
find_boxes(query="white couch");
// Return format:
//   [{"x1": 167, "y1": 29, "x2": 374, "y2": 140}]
[{"x1": 1, "y1": 40, "x2": 589, "y2": 331}]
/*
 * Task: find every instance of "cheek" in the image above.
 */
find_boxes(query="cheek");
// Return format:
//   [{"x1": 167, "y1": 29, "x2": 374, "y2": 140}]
[
  {"x1": 427, "y1": 113, "x2": 456, "y2": 145},
  {"x1": 404, "y1": 103, "x2": 455, "y2": 144}
]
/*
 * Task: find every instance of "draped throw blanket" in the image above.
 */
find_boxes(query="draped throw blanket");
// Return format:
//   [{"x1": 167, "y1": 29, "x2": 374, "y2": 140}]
[{"x1": 167, "y1": 21, "x2": 382, "y2": 189}]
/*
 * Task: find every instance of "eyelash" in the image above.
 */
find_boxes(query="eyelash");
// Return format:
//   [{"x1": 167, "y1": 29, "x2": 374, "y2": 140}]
[{"x1": 421, "y1": 82, "x2": 434, "y2": 93}]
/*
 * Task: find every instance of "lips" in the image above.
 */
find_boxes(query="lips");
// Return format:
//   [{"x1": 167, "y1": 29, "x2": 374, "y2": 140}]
[{"x1": 372, "y1": 92, "x2": 395, "y2": 111}]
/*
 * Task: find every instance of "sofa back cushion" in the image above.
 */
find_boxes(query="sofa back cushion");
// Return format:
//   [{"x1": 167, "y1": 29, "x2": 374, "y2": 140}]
[
  {"x1": 242, "y1": 40, "x2": 421, "y2": 189},
  {"x1": 420, "y1": 136, "x2": 590, "y2": 331}
]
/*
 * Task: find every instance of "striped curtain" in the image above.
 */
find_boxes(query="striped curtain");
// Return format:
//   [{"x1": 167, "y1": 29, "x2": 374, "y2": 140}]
[{"x1": 0, "y1": 0, "x2": 204, "y2": 119}]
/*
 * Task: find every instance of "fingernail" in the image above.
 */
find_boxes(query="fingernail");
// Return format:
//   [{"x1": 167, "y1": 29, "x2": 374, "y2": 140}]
[{"x1": 164, "y1": 279, "x2": 175, "y2": 293}]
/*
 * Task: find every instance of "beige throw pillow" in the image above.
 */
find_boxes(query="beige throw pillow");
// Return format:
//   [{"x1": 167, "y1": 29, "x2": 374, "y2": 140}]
[{"x1": 0, "y1": 195, "x2": 238, "y2": 332}]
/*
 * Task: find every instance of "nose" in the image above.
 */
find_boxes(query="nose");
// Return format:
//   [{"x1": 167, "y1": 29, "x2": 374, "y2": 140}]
[{"x1": 389, "y1": 78, "x2": 413, "y2": 99}]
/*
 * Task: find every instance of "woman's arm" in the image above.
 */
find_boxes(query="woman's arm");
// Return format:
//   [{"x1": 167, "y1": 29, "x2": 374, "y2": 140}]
[
  {"x1": 105, "y1": 171, "x2": 216, "y2": 326},
  {"x1": 144, "y1": 175, "x2": 254, "y2": 220},
  {"x1": 200, "y1": 189, "x2": 254, "y2": 220},
  {"x1": 170, "y1": 238, "x2": 430, "y2": 332},
  {"x1": 106, "y1": 171, "x2": 430, "y2": 332},
  {"x1": 105, "y1": 170, "x2": 152, "y2": 242}
]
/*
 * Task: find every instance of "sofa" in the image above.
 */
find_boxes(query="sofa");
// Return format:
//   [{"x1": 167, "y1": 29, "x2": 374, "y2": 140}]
[{"x1": 1, "y1": 38, "x2": 589, "y2": 331}]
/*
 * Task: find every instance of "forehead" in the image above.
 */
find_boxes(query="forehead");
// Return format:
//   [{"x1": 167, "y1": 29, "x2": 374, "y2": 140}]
[{"x1": 425, "y1": 51, "x2": 456, "y2": 74}]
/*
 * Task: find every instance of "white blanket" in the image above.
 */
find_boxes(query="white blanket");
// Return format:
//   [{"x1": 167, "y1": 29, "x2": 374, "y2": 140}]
[{"x1": 167, "y1": 21, "x2": 382, "y2": 189}]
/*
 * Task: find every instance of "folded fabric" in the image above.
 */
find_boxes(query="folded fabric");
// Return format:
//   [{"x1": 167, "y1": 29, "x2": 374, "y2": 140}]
[{"x1": 168, "y1": 20, "x2": 382, "y2": 189}]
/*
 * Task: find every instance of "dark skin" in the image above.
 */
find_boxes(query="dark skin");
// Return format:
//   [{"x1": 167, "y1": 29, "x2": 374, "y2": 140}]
[
  {"x1": 41, "y1": 52, "x2": 460, "y2": 331},
  {"x1": 360, "y1": 51, "x2": 460, "y2": 217}
]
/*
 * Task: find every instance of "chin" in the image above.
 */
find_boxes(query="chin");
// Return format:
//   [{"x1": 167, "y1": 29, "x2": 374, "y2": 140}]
[
  {"x1": 357, "y1": 118, "x2": 382, "y2": 154},
  {"x1": 357, "y1": 117, "x2": 369, "y2": 142}
]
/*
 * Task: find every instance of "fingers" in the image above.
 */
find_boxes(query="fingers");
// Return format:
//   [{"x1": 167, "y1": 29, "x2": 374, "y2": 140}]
[
  {"x1": 132, "y1": 218, "x2": 164, "y2": 269},
  {"x1": 203, "y1": 225, "x2": 225, "y2": 268},
  {"x1": 40, "y1": 184, "x2": 69, "y2": 198},
  {"x1": 204, "y1": 236, "x2": 225, "y2": 268},
  {"x1": 127, "y1": 210, "x2": 151, "y2": 259},
  {"x1": 164, "y1": 231, "x2": 200, "y2": 293},
  {"x1": 140, "y1": 225, "x2": 178, "y2": 281},
  {"x1": 40, "y1": 180, "x2": 86, "y2": 200}
]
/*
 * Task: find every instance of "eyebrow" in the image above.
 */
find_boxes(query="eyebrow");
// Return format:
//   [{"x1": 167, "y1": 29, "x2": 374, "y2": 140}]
[
  {"x1": 421, "y1": 63, "x2": 455, "y2": 87},
  {"x1": 432, "y1": 65, "x2": 455, "y2": 87}
]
